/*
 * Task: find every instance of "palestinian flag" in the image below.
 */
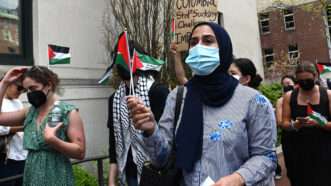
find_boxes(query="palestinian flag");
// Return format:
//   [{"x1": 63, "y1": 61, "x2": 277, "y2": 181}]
[
  {"x1": 98, "y1": 64, "x2": 113, "y2": 85},
  {"x1": 307, "y1": 104, "x2": 328, "y2": 126},
  {"x1": 316, "y1": 63, "x2": 331, "y2": 75},
  {"x1": 48, "y1": 45, "x2": 70, "y2": 65},
  {"x1": 133, "y1": 50, "x2": 164, "y2": 72},
  {"x1": 114, "y1": 32, "x2": 132, "y2": 72}
]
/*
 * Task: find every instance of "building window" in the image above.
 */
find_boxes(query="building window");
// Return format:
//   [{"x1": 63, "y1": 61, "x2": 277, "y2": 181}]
[
  {"x1": 288, "y1": 44, "x2": 299, "y2": 59},
  {"x1": 259, "y1": 13, "x2": 270, "y2": 34},
  {"x1": 218, "y1": 12, "x2": 224, "y2": 27},
  {"x1": 0, "y1": 0, "x2": 33, "y2": 65},
  {"x1": 326, "y1": 4, "x2": 331, "y2": 43},
  {"x1": 2, "y1": 29, "x2": 13, "y2": 42},
  {"x1": 263, "y1": 48, "x2": 274, "y2": 67},
  {"x1": 283, "y1": 8, "x2": 295, "y2": 31}
]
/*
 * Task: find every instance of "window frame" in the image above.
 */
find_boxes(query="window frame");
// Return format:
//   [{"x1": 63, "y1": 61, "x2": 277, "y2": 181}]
[
  {"x1": 218, "y1": 12, "x2": 224, "y2": 27},
  {"x1": 283, "y1": 8, "x2": 295, "y2": 31},
  {"x1": 0, "y1": 0, "x2": 33, "y2": 66},
  {"x1": 259, "y1": 13, "x2": 271, "y2": 34},
  {"x1": 263, "y1": 48, "x2": 274, "y2": 67},
  {"x1": 288, "y1": 44, "x2": 299, "y2": 60}
]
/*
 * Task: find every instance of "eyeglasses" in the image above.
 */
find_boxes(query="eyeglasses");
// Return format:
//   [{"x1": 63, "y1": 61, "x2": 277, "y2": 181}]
[{"x1": 29, "y1": 66, "x2": 44, "y2": 73}]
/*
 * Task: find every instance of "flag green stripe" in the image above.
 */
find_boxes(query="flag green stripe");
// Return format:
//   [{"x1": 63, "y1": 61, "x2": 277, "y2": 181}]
[
  {"x1": 321, "y1": 66, "x2": 331, "y2": 74},
  {"x1": 308, "y1": 113, "x2": 327, "y2": 126},
  {"x1": 137, "y1": 52, "x2": 164, "y2": 71},
  {"x1": 49, "y1": 57, "x2": 70, "y2": 65},
  {"x1": 115, "y1": 54, "x2": 129, "y2": 70},
  {"x1": 138, "y1": 52, "x2": 164, "y2": 66}
]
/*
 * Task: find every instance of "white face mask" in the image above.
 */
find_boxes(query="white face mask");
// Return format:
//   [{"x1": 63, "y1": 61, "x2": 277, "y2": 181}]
[{"x1": 232, "y1": 75, "x2": 241, "y2": 80}]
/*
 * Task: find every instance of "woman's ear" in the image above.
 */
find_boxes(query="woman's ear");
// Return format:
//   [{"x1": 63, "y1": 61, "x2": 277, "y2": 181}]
[
  {"x1": 240, "y1": 75, "x2": 251, "y2": 86},
  {"x1": 46, "y1": 82, "x2": 53, "y2": 93}
]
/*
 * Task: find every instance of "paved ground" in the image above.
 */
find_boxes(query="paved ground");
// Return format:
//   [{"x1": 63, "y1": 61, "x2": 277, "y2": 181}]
[{"x1": 275, "y1": 153, "x2": 291, "y2": 186}]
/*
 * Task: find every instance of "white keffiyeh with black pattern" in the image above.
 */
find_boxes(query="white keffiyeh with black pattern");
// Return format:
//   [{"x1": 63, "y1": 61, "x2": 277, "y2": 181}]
[{"x1": 113, "y1": 75, "x2": 154, "y2": 185}]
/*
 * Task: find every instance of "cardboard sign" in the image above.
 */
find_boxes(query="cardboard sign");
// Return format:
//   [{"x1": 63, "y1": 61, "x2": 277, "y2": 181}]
[{"x1": 175, "y1": 0, "x2": 219, "y2": 51}]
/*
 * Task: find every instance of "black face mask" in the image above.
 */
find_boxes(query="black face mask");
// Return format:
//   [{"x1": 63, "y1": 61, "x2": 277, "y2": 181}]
[
  {"x1": 298, "y1": 79, "x2": 315, "y2": 91},
  {"x1": 283, "y1": 85, "x2": 294, "y2": 93},
  {"x1": 27, "y1": 90, "x2": 47, "y2": 108}
]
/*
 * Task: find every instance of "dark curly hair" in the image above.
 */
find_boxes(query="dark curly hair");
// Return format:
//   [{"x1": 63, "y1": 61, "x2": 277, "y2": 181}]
[{"x1": 22, "y1": 66, "x2": 60, "y2": 92}]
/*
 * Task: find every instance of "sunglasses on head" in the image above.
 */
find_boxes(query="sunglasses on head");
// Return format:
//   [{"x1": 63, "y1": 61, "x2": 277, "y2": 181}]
[{"x1": 14, "y1": 82, "x2": 26, "y2": 93}]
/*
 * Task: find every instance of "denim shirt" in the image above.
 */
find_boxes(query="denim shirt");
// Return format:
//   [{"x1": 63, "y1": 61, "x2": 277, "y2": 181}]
[{"x1": 143, "y1": 85, "x2": 277, "y2": 186}]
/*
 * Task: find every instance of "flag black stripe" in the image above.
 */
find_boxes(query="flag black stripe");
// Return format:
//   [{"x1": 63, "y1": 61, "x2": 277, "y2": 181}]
[{"x1": 49, "y1": 44, "x2": 70, "y2": 53}]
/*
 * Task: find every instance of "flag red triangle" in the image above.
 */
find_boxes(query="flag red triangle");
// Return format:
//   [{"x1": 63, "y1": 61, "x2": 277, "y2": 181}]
[
  {"x1": 117, "y1": 32, "x2": 131, "y2": 68},
  {"x1": 132, "y1": 50, "x2": 143, "y2": 72},
  {"x1": 307, "y1": 104, "x2": 314, "y2": 115},
  {"x1": 316, "y1": 64, "x2": 324, "y2": 74},
  {"x1": 48, "y1": 46, "x2": 55, "y2": 60}
]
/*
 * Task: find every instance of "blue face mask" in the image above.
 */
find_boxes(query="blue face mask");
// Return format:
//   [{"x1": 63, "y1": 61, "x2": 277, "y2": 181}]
[{"x1": 185, "y1": 44, "x2": 220, "y2": 76}]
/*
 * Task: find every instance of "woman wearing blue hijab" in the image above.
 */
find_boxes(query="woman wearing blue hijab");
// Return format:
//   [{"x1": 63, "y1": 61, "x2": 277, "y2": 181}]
[{"x1": 128, "y1": 22, "x2": 277, "y2": 186}]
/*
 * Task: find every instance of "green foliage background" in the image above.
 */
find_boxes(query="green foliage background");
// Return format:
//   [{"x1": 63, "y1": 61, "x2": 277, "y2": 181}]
[
  {"x1": 73, "y1": 165, "x2": 98, "y2": 186},
  {"x1": 259, "y1": 83, "x2": 283, "y2": 106}
]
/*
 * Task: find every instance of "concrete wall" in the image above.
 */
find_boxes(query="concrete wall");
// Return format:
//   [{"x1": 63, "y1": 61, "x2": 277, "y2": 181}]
[
  {"x1": 0, "y1": 0, "x2": 113, "y2": 158},
  {"x1": 32, "y1": 0, "x2": 112, "y2": 158},
  {"x1": 219, "y1": 0, "x2": 264, "y2": 76}
]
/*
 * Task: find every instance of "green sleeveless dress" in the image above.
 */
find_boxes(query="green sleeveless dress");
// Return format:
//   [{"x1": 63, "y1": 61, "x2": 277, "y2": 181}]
[{"x1": 23, "y1": 101, "x2": 77, "y2": 186}]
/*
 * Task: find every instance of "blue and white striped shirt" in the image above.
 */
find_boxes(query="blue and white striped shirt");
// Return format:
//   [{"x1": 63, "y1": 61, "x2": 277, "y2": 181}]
[{"x1": 143, "y1": 85, "x2": 277, "y2": 186}]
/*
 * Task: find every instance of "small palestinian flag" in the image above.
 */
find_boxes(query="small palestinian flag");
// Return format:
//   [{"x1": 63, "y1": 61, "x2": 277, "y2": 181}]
[
  {"x1": 48, "y1": 45, "x2": 71, "y2": 65},
  {"x1": 307, "y1": 104, "x2": 328, "y2": 126},
  {"x1": 316, "y1": 63, "x2": 331, "y2": 75},
  {"x1": 114, "y1": 31, "x2": 132, "y2": 72},
  {"x1": 133, "y1": 50, "x2": 164, "y2": 72},
  {"x1": 98, "y1": 64, "x2": 113, "y2": 85}
]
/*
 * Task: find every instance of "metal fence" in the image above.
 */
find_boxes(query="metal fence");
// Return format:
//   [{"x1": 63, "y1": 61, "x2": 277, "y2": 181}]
[{"x1": 0, "y1": 155, "x2": 109, "y2": 186}]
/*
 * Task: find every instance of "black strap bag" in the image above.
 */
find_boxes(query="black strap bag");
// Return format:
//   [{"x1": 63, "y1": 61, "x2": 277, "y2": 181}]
[{"x1": 139, "y1": 86, "x2": 184, "y2": 186}]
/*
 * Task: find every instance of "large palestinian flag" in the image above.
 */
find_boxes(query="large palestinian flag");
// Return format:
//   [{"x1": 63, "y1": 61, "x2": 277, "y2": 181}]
[{"x1": 48, "y1": 45, "x2": 71, "y2": 65}]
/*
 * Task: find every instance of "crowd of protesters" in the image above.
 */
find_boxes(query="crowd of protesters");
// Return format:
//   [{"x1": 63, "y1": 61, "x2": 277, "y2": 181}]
[{"x1": 0, "y1": 21, "x2": 331, "y2": 186}]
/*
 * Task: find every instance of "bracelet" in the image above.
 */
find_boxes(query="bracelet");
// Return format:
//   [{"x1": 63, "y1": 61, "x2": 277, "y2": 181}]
[{"x1": 290, "y1": 120, "x2": 299, "y2": 131}]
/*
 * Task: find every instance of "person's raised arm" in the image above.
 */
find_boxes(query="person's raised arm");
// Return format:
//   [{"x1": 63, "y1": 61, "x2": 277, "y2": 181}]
[
  {"x1": 170, "y1": 43, "x2": 188, "y2": 85},
  {"x1": 0, "y1": 67, "x2": 27, "y2": 126}
]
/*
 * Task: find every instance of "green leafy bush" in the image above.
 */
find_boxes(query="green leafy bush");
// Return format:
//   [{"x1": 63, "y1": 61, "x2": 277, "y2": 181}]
[
  {"x1": 73, "y1": 165, "x2": 98, "y2": 186},
  {"x1": 259, "y1": 83, "x2": 282, "y2": 106}
]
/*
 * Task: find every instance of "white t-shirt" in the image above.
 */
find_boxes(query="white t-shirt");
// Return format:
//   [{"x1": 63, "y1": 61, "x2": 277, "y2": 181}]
[{"x1": 0, "y1": 98, "x2": 28, "y2": 161}]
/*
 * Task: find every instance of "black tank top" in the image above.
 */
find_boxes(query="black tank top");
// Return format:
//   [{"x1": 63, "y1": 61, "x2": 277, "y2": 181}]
[
  {"x1": 290, "y1": 86, "x2": 330, "y2": 120},
  {"x1": 290, "y1": 86, "x2": 331, "y2": 136}
]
